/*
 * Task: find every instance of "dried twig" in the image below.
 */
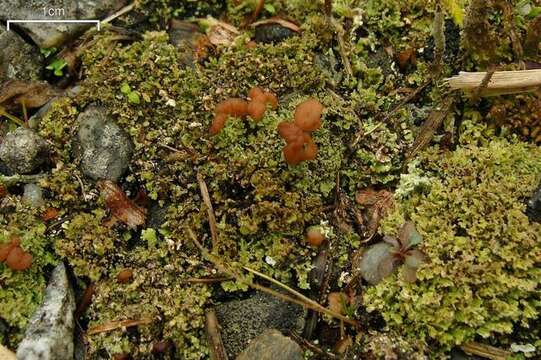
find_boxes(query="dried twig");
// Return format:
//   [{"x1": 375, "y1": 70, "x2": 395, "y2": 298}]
[
  {"x1": 333, "y1": 21, "x2": 353, "y2": 78},
  {"x1": 187, "y1": 229, "x2": 359, "y2": 327},
  {"x1": 461, "y1": 342, "x2": 511, "y2": 360},
  {"x1": 432, "y1": 0, "x2": 445, "y2": 78},
  {"x1": 0, "y1": 345, "x2": 16, "y2": 360},
  {"x1": 87, "y1": 317, "x2": 153, "y2": 335},
  {"x1": 350, "y1": 79, "x2": 431, "y2": 149},
  {"x1": 73, "y1": 173, "x2": 87, "y2": 201},
  {"x1": 406, "y1": 95, "x2": 454, "y2": 159},
  {"x1": 470, "y1": 66, "x2": 497, "y2": 102},
  {"x1": 242, "y1": 265, "x2": 352, "y2": 323},
  {"x1": 0, "y1": 106, "x2": 25, "y2": 127},
  {"x1": 247, "y1": 0, "x2": 265, "y2": 25},
  {"x1": 206, "y1": 309, "x2": 229, "y2": 360},
  {"x1": 197, "y1": 172, "x2": 219, "y2": 252},
  {"x1": 446, "y1": 69, "x2": 541, "y2": 96},
  {"x1": 102, "y1": 2, "x2": 136, "y2": 25},
  {"x1": 181, "y1": 276, "x2": 233, "y2": 284},
  {"x1": 289, "y1": 331, "x2": 339, "y2": 359}
]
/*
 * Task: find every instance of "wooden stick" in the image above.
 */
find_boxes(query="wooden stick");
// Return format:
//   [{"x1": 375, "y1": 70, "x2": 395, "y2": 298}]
[
  {"x1": 206, "y1": 309, "x2": 229, "y2": 360},
  {"x1": 181, "y1": 276, "x2": 234, "y2": 284},
  {"x1": 446, "y1": 70, "x2": 541, "y2": 96},
  {"x1": 406, "y1": 95, "x2": 454, "y2": 159},
  {"x1": 186, "y1": 228, "x2": 359, "y2": 327},
  {"x1": 87, "y1": 317, "x2": 153, "y2": 335},
  {"x1": 102, "y1": 3, "x2": 136, "y2": 25},
  {"x1": 461, "y1": 342, "x2": 511, "y2": 360},
  {"x1": 289, "y1": 331, "x2": 339, "y2": 359},
  {"x1": 0, "y1": 345, "x2": 16, "y2": 360},
  {"x1": 197, "y1": 172, "x2": 219, "y2": 252}
]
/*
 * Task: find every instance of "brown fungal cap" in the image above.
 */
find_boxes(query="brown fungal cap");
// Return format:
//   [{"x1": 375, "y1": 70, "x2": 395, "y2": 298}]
[
  {"x1": 306, "y1": 226, "x2": 326, "y2": 247},
  {"x1": 117, "y1": 268, "x2": 134, "y2": 284},
  {"x1": 294, "y1": 98, "x2": 323, "y2": 132},
  {"x1": 210, "y1": 87, "x2": 278, "y2": 134}
]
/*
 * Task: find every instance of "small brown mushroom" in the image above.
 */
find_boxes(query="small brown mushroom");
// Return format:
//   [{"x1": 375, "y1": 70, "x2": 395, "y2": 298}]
[{"x1": 117, "y1": 269, "x2": 134, "y2": 284}]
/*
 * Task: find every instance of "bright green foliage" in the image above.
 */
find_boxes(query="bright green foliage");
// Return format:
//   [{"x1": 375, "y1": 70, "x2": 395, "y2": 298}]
[
  {"x1": 0, "y1": 207, "x2": 57, "y2": 346},
  {"x1": 364, "y1": 135, "x2": 541, "y2": 349}
]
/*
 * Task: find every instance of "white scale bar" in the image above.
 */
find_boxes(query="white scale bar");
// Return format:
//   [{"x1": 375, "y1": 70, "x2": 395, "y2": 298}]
[{"x1": 7, "y1": 20, "x2": 100, "y2": 31}]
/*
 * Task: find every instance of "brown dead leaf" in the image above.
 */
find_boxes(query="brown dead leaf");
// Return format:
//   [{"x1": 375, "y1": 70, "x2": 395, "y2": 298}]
[
  {"x1": 0, "y1": 80, "x2": 59, "y2": 110},
  {"x1": 327, "y1": 292, "x2": 346, "y2": 315},
  {"x1": 41, "y1": 207, "x2": 60, "y2": 221},
  {"x1": 356, "y1": 188, "x2": 394, "y2": 240},
  {"x1": 251, "y1": 18, "x2": 302, "y2": 33},
  {"x1": 334, "y1": 336, "x2": 353, "y2": 355},
  {"x1": 98, "y1": 180, "x2": 146, "y2": 228},
  {"x1": 207, "y1": 18, "x2": 240, "y2": 46}
]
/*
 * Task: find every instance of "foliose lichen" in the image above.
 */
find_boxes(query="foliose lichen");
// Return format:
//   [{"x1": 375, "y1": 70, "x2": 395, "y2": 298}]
[{"x1": 364, "y1": 127, "x2": 541, "y2": 351}]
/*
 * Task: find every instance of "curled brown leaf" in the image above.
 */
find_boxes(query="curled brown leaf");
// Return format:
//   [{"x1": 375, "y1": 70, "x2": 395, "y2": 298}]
[
  {"x1": 98, "y1": 180, "x2": 146, "y2": 228},
  {"x1": 0, "y1": 80, "x2": 59, "y2": 110}
]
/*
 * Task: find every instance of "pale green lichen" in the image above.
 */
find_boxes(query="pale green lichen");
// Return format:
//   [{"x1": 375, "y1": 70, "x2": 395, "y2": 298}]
[{"x1": 364, "y1": 130, "x2": 541, "y2": 351}]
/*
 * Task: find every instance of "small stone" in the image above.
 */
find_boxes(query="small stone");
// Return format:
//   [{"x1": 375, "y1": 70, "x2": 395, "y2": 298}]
[
  {"x1": 236, "y1": 329, "x2": 303, "y2": 360},
  {"x1": 168, "y1": 20, "x2": 207, "y2": 67},
  {"x1": 215, "y1": 291, "x2": 305, "y2": 358},
  {"x1": 0, "y1": 128, "x2": 48, "y2": 174},
  {"x1": 16, "y1": 263, "x2": 76, "y2": 360},
  {"x1": 76, "y1": 105, "x2": 133, "y2": 181},
  {"x1": 255, "y1": 24, "x2": 297, "y2": 44},
  {"x1": 23, "y1": 183, "x2": 45, "y2": 207},
  {"x1": 526, "y1": 181, "x2": 541, "y2": 223},
  {"x1": 0, "y1": 25, "x2": 43, "y2": 82}
]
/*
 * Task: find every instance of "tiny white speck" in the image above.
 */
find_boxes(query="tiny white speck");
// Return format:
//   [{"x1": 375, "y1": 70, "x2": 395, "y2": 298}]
[{"x1": 265, "y1": 256, "x2": 276, "y2": 266}]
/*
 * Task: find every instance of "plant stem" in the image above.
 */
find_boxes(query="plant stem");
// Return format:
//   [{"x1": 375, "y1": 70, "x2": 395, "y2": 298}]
[{"x1": 187, "y1": 228, "x2": 359, "y2": 327}]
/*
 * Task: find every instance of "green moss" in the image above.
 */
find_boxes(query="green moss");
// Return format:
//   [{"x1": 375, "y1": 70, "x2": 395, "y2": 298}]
[{"x1": 363, "y1": 133, "x2": 541, "y2": 351}]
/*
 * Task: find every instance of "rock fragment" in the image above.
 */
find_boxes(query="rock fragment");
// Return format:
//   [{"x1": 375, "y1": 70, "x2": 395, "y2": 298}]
[
  {"x1": 0, "y1": 25, "x2": 43, "y2": 82},
  {"x1": 236, "y1": 329, "x2": 303, "y2": 360},
  {"x1": 0, "y1": 127, "x2": 48, "y2": 174},
  {"x1": 16, "y1": 263, "x2": 76, "y2": 360},
  {"x1": 215, "y1": 291, "x2": 305, "y2": 358},
  {"x1": 76, "y1": 105, "x2": 133, "y2": 181},
  {"x1": 526, "y1": 181, "x2": 541, "y2": 223}
]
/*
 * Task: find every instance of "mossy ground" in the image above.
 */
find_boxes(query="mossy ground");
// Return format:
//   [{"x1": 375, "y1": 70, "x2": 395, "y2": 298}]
[{"x1": 1, "y1": 0, "x2": 541, "y2": 358}]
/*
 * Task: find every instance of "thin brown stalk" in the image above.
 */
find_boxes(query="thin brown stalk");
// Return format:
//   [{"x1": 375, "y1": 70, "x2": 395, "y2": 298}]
[
  {"x1": 102, "y1": 3, "x2": 136, "y2": 25},
  {"x1": 197, "y1": 172, "x2": 219, "y2": 252},
  {"x1": 248, "y1": 0, "x2": 265, "y2": 25},
  {"x1": 243, "y1": 266, "x2": 357, "y2": 326},
  {"x1": 461, "y1": 342, "x2": 511, "y2": 360},
  {"x1": 406, "y1": 95, "x2": 454, "y2": 159},
  {"x1": 0, "y1": 106, "x2": 25, "y2": 127},
  {"x1": 74, "y1": 173, "x2": 87, "y2": 201},
  {"x1": 350, "y1": 79, "x2": 431, "y2": 149},
  {"x1": 470, "y1": 66, "x2": 497, "y2": 102},
  {"x1": 87, "y1": 317, "x2": 153, "y2": 335},
  {"x1": 181, "y1": 276, "x2": 234, "y2": 284},
  {"x1": 289, "y1": 331, "x2": 339, "y2": 359},
  {"x1": 334, "y1": 21, "x2": 353, "y2": 78},
  {"x1": 324, "y1": 0, "x2": 333, "y2": 19},
  {"x1": 206, "y1": 309, "x2": 229, "y2": 360},
  {"x1": 187, "y1": 229, "x2": 359, "y2": 327}
]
